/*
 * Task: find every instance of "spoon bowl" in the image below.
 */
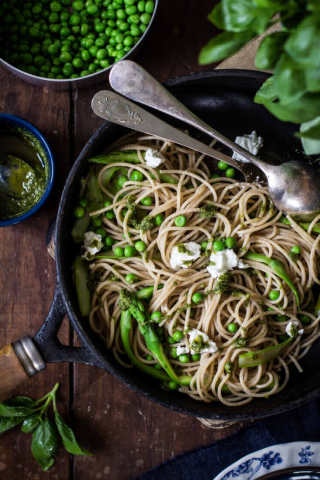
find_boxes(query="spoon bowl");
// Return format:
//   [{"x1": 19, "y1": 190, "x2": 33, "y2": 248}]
[{"x1": 0, "y1": 154, "x2": 36, "y2": 199}]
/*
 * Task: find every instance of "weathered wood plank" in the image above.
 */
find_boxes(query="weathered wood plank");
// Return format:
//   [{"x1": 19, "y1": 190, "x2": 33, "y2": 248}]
[{"x1": 0, "y1": 65, "x2": 71, "y2": 479}]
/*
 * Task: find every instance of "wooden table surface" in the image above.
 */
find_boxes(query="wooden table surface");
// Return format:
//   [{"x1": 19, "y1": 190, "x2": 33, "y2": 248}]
[{"x1": 0, "y1": 1, "x2": 251, "y2": 478}]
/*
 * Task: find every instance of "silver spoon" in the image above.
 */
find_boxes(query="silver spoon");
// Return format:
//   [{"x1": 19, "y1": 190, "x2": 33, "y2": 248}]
[
  {"x1": 0, "y1": 154, "x2": 35, "y2": 198},
  {"x1": 109, "y1": 60, "x2": 320, "y2": 222}
]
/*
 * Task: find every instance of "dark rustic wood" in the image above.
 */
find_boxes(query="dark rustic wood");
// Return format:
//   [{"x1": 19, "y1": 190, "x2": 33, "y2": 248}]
[
  {"x1": 0, "y1": 344, "x2": 30, "y2": 401},
  {"x1": 0, "y1": 66, "x2": 71, "y2": 479},
  {"x1": 0, "y1": 1, "x2": 256, "y2": 479}
]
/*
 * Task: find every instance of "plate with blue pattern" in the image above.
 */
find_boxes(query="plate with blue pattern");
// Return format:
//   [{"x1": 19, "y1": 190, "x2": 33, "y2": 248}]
[{"x1": 215, "y1": 442, "x2": 320, "y2": 480}]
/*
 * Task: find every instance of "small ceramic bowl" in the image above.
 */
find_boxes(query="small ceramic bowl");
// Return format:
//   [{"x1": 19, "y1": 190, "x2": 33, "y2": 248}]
[{"x1": 0, "y1": 114, "x2": 55, "y2": 227}]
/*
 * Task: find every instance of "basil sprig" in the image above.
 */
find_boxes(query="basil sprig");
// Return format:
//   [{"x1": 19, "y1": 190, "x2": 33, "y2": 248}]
[
  {"x1": 0, "y1": 383, "x2": 92, "y2": 471},
  {"x1": 199, "y1": 0, "x2": 320, "y2": 156}
]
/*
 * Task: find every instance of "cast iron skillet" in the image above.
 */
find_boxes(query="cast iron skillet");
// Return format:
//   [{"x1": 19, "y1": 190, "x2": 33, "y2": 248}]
[{"x1": 2, "y1": 70, "x2": 320, "y2": 421}]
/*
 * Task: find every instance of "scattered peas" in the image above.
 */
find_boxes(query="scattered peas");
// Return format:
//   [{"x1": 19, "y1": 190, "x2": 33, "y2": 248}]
[
  {"x1": 225, "y1": 168, "x2": 235, "y2": 178},
  {"x1": 105, "y1": 236, "x2": 115, "y2": 247},
  {"x1": 74, "y1": 206, "x2": 85, "y2": 218},
  {"x1": 211, "y1": 173, "x2": 220, "y2": 179},
  {"x1": 154, "y1": 363, "x2": 162, "y2": 370},
  {"x1": 201, "y1": 241, "x2": 208, "y2": 251},
  {"x1": 172, "y1": 330, "x2": 184, "y2": 341},
  {"x1": 225, "y1": 237, "x2": 236, "y2": 249},
  {"x1": 213, "y1": 240, "x2": 225, "y2": 252},
  {"x1": 291, "y1": 245, "x2": 301, "y2": 254},
  {"x1": 155, "y1": 213, "x2": 164, "y2": 226},
  {"x1": 276, "y1": 314, "x2": 287, "y2": 322},
  {"x1": 145, "y1": 355, "x2": 153, "y2": 361},
  {"x1": 79, "y1": 197, "x2": 89, "y2": 207},
  {"x1": 178, "y1": 354, "x2": 189, "y2": 363},
  {"x1": 135, "y1": 240, "x2": 146, "y2": 252},
  {"x1": 170, "y1": 347, "x2": 178, "y2": 359},
  {"x1": 192, "y1": 292, "x2": 203, "y2": 304},
  {"x1": 91, "y1": 217, "x2": 102, "y2": 227},
  {"x1": 117, "y1": 175, "x2": 127, "y2": 188},
  {"x1": 191, "y1": 354, "x2": 201, "y2": 362},
  {"x1": 269, "y1": 290, "x2": 280, "y2": 301},
  {"x1": 141, "y1": 196, "x2": 152, "y2": 206},
  {"x1": 114, "y1": 246, "x2": 124, "y2": 257},
  {"x1": 105, "y1": 210, "x2": 116, "y2": 219},
  {"x1": 124, "y1": 245, "x2": 136, "y2": 257},
  {"x1": 95, "y1": 227, "x2": 106, "y2": 238},
  {"x1": 174, "y1": 215, "x2": 187, "y2": 227},
  {"x1": 151, "y1": 311, "x2": 162, "y2": 322},
  {"x1": 218, "y1": 161, "x2": 229, "y2": 171},
  {"x1": 227, "y1": 323, "x2": 238, "y2": 333},
  {"x1": 131, "y1": 170, "x2": 144, "y2": 182},
  {"x1": 167, "y1": 336, "x2": 175, "y2": 344},
  {"x1": 125, "y1": 273, "x2": 137, "y2": 284},
  {"x1": 299, "y1": 314, "x2": 311, "y2": 324}
]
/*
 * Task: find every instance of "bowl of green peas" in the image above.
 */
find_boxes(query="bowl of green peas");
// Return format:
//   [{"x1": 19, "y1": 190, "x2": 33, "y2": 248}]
[{"x1": 0, "y1": 0, "x2": 158, "y2": 89}]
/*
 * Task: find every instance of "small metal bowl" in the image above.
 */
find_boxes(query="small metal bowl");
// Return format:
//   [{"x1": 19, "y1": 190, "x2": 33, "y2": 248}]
[
  {"x1": 0, "y1": 114, "x2": 55, "y2": 227},
  {"x1": 0, "y1": 1, "x2": 158, "y2": 90}
]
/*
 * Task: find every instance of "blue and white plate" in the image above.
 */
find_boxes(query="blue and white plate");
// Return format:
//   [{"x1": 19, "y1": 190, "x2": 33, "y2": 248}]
[{"x1": 215, "y1": 442, "x2": 320, "y2": 480}]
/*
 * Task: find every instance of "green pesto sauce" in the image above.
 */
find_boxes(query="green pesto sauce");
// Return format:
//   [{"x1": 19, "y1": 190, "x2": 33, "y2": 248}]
[{"x1": 0, "y1": 126, "x2": 48, "y2": 220}]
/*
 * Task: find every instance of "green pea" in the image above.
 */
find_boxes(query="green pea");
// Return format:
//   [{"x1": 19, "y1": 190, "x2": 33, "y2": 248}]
[
  {"x1": 276, "y1": 314, "x2": 287, "y2": 322},
  {"x1": 172, "y1": 330, "x2": 183, "y2": 341},
  {"x1": 60, "y1": 51, "x2": 72, "y2": 63},
  {"x1": 145, "y1": 1, "x2": 154, "y2": 13},
  {"x1": 48, "y1": 43, "x2": 59, "y2": 55},
  {"x1": 174, "y1": 215, "x2": 187, "y2": 227},
  {"x1": 89, "y1": 45, "x2": 99, "y2": 57},
  {"x1": 227, "y1": 323, "x2": 238, "y2": 333},
  {"x1": 114, "y1": 246, "x2": 124, "y2": 257},
  {"x1": 117, "y1": 175, "x2": 128, "y2": 188},
  {"x1": 135, "y1": 241, "x2": 146, "y2": 252},
  {"x1": 73, "y1": 57, "x2": 83, "y2": 69},
  {"x1": 62, "y1": 63, "x2": 74, "y2": 76},
  {"x1": 168, "y1": 381, "x2": 179, "y2": 390},
  {"x1": 74, "y1": 206, "x2": 85, "y2": 218},
  {"x1": 155, "y1": 213, "x2": 164, "y2": 226},
  {"x1": 130, "y1": 25, "x2": 141, "y2": 36},
  {"x1": 192, "y1": 354, "x2": 201, "y2": 362},
  {"x1": 126, "y1": 5, "x2": 137, "y2": 15},
  {"x1": 137, "y1": 0, "x2": 145, "y2": 11},
  {"x1": 218, "y1": 161, "x2": 229, "y2": 171},
  {"x1": 105, "y1": 210, "x2": 116, "y2": 219},
  {"x1": 103, "y1": 200, "x2": 112, "y2": 208},
  {"x1": 291, "y1": 245, "x2": 301, "y2": 254},
  {"x1": 141, "y1": 196, "x2": 152, "y2": 206},
  {"x1": 128, "y1": 14, "x2": 140, "y2": 24},
  {"x1": 170, "y1": 347, "x2": 178, "y2": 359},
  {"x1": 126, "y1": 273, "x2": 137, "y2": 284},
  {"x1": 167, "y1": 336, "x2": 175, "y2": 344},
  {"x1": 87, "y1": 4, "x2": 99, "y2": 14},
  {"x1": 201, "y1": 241, "x2": 208, "y2": 251},
  {"x1": 213, "y1": 240, "x2": 225, "y2": 251},
  {"x1": 50, "y1": 1, "x2": 62, "y2": 12},
  {"x1": 105, "y1": 236, "x2": 115, "y2": 247},
  {"x1": 192, "y1": 292, "x2": 203, "y2": 304},
  {"x1": 131, "y1": 170, "x2": 144, "y2": 181},
  {"x1": 211, "y1": 173, "x2": 220, "y2": 179},
  {"x1": 73, "y1": 0, "x2": 85, "y2": 10},
  {"x1": 299, "y1": 314, "x2": 311, "y2": 324},
  {"x1": 267, "y1": 306, "x2": 274, "y2": 311},
  {"x1": 269, "y1": 290, "x2": 280, "y2": 301},
  {"x1": 124, "y1": 245, "x2": 136, "y2": 257},
  {"x1": 81, "y1": 49, "x2": 91, "y2": 61},
  {"x1": 151, "y1": 311, "x2": 162, "y2": 322},
  {"x1": 154, "y1": 363, "x2": 162, "y2": 370},
  {"x1": 225, "y1": 168, "x2": 235, "y2": 178},
  {"x1": 96, "y1": 48, "x2": 107, "y2": 59},
  {"x1": 146, "y1": 355, "x2": 153, "y2": 361},
  {"x1": 178, "y1": 354, "x2": 189, "y2": 363},
  {"x1": 140, "y1": 12, "x2": 151, "y2": 24},
  {"x1": 225, "y1": 237, "x2": 236, "y2": 249},
  {"x1": 100, "y1": 59, "x2": 110, "y2": 69},
  {"x1": 91, "y1": 217, "x2": 102, "y2": 228}
]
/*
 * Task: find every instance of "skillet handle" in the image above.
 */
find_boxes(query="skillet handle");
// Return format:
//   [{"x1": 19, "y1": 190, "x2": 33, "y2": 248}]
[{"x1": 0, "y1": 337, "x2": 46, "y2": 401}]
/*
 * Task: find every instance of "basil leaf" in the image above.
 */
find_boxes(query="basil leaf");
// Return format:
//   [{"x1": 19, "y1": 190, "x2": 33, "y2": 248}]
[
  {"x1": 273, "y1": 54, "x2": 307, "y2": 102},
  {"x1": 222, "y1": 0, "x2": 276, "y2": 34},
  {"x1": 31, "y1": 419, "x2": 58, "y2": 471},
  {"x1": 21, "y1": 415, "x2": 41, "y2": 434},
  {"x1": 285, "y1": 14, "x2": 320, "y2": 69},
  {"x1": 3, "y1": 396, "x2": 35, "y2": 407},
  {"x1": 0, "y1": 404, "x2": 35, "y2": 417},
  {"x1": 0, "y1": 416, "x2": 26, "y2": 434},
  {"x1": 296, "y1": 116, "x2": 320, "y2": 155},
  {"x1": 208, "y1": 3, "x2": 226, "y2": 29},
  {"x1": 54, "y1": 412, "x2": 92, "y2": 456},
  {"x1": 305, "y1": 67, "x2": 320, "y2": 93},
  {"x1": 261, "y1": 93, "x2": 320, "y2": 124},
  {"x1": 255, "y1": 32, "x2": 289, "y2": 69},
  {"x1": 199, "y1": 30, "x2": 255, "y2": 65},
  {"x1": 254, "y1": 76, "x2": 278, "y2": 104}
]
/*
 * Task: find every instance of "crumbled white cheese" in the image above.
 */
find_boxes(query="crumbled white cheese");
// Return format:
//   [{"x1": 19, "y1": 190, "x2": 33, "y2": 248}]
[
  {"x1": 176, "y1": 346, "x2": 189, "y2": 356},
  {"x1": 232, "y1": 131, "x2": 263, "y2": 163},
  {"x1": 82, "y1": 232, "x2": 103, "y2": 260},
  {"x1": 286, "y1": 320, "x2": 304, "y2": 338},
  {"x1": 207, "y1": 249, "x2": 248, "y2": 278},
  {"x1": 170, "y1": 242, "x2": 201, "y2": 270},
  {"x1": 145, "y1": 148, "x2": 166, "y2": 168},
  {"x1": 188, "y1": 329, "x2": 218, "y2": 354}
]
